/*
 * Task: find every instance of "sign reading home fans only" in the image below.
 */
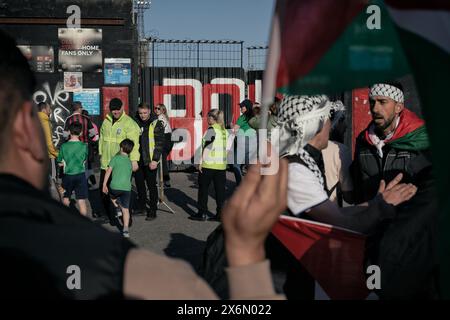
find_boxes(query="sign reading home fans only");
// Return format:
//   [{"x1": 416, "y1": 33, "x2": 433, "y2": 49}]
[{"x1": 58, "y1": 28, "x2": 102, "y2": 72}]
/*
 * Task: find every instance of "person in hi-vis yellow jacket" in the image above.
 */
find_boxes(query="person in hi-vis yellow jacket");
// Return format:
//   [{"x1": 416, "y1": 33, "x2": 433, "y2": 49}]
[
  {"x1": 97, "y1": 98, "x2": 140, "y2": 222},
  {"x1": 190, "y1": 109, "x2": 230, "y2": 222},
  {"x1": 37, "y1": 101, "x2": 59, "y2": 182}
]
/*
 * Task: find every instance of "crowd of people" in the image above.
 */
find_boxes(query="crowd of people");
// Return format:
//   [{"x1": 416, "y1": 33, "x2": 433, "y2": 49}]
[
  {"x1": 0, "y1": 31, "x2": 288, "y2": 299},
  {"x1": 42, "y1": 77, "x2": 440, "y2": 299},
  {"x1": 200, "y1": 90, "x2": 438, "y2": 300},
  {"x1": 0, "y1": 29, "x2": 440, "y2": 299},
  {"x1": 44, "y1": 97, "x2": 177, "y2": 237},
  {"x1": 40, "y1": 86, "x2": 281, "y2": 234}
]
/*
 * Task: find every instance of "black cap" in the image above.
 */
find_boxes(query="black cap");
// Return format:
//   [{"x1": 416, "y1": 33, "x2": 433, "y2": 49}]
[
  {"x1": 109, "y1": 98, "x2": 123, "y2": 111},
  {"x1": 239, "y1": 99, "x2": 253, "y2": 109}
]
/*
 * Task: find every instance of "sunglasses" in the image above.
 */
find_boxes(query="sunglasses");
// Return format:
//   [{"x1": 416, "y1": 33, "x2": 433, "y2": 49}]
[{"x1": 155, "y1": 107, "x2": 161, "y2": 110}]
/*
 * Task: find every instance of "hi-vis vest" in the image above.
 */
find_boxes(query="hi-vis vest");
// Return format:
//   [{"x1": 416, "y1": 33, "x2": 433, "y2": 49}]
[
  {"x1": 148, "y1": 120, "x2": 158, "y2": 160},
  {"x1": 202, "y1": 123, "x2": 228, "y2": 170}
]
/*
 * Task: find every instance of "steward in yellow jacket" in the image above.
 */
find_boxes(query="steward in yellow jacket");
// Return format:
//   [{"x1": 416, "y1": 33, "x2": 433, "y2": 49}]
[
  {"x1": 99, "y1": 100, "x2": 140, "y2": 170},
  {"x1": 97, "y1": 98, "x2": 140, "y2": 221},
  {"x1": 190, "y1": 109, "x2": 229, "y2": 222},
  {"x1": 37, "y1": 102, "x2": 58, "y2": 159}
]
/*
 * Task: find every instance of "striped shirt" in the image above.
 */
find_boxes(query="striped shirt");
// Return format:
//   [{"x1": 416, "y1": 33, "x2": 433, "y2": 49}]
[{"x1": 63, "y1": 113, "x2": 95, "y2": 143}]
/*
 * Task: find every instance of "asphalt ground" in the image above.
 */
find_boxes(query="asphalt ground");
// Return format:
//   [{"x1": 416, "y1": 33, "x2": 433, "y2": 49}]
[
  {"x1": 53, "y1": 168, "x2": 238, "y2": 275},
  {"x1": 50, "y1": 168, "x2": 377, "y2": 300}
]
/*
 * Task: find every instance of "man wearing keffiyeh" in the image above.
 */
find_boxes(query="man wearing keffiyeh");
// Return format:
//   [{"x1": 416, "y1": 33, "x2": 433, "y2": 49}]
[
  {"x1": 352, "y1": 82, "x2": 432, "y2": 202},
  {"x1": 279, "y1": 95, "x2": 416, "y2": 299},
  {"x1": 276, "y1": 94, "x2": 422, "y2": 299},
  {"x1": 351, "y1": 82, "x2": 439, "y2": 299},
  {"x1": 277, "y1": 94, "x2": 416, "y2": 232}
]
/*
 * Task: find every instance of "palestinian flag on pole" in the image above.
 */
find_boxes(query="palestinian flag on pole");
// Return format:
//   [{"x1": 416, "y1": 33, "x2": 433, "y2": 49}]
[{"x1": 263, "y1": 0, "x2": 450, "y2": 298}]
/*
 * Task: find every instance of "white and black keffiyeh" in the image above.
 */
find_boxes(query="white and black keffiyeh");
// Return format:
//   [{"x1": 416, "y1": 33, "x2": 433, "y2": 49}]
[
  {"x1": 368, "y1": 116, "x2": 400, "y2": 158},
  {"x1": 297, "y1": 147, "x2": 325, "y2": 187},
  {"x1": 369, "y1": 83, "x2": 404, "y2": 103},
  {"x1": 278, "y1": 95, "x2": 346, "y2": 188},
  {"x1": 330, "y1": 100, "x2": 346, "y2": 130}
]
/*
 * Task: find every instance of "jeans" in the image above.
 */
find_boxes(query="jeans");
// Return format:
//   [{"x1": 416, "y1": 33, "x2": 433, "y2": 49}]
[{"x1": 230, "y1": 135, "x2": 257, "y2": 186}]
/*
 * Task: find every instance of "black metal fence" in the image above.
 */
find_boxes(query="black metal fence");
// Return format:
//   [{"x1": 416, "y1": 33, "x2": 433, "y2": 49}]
[
  {"x1": 247, "y1": 46, "x2": 268, "y2": 71},
  {"x1": 146, "y1": 38, "x2": 244, "y2": 68}
]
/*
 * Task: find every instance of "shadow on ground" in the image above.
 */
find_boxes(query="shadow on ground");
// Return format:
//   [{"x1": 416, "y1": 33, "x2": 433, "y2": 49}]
[{"x1": 164, "y1": 188, "x2": 200, "y2": 216}]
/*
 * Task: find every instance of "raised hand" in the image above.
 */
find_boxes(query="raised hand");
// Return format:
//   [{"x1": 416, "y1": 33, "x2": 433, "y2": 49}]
[
  {"x1": 378, "y1": 173, "x2": 403, "y2": 193},
  {"x1": 378, "y1": 173, "x2": 417, "y2": 206},
  {"x1": 222, "y1": 159, "x2": 288, "y2": 267}
]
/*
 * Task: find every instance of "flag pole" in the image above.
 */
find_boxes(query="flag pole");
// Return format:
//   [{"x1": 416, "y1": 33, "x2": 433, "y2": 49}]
[
  {"x1": 260, "y1": 3, "x2": 280, "y2": 132},
  {"x1": 157, "y1": 159, "x2": 175, "y2": 214},
  {"x1": 259, "y1": 5, "x2": 281, "y2": 173}
]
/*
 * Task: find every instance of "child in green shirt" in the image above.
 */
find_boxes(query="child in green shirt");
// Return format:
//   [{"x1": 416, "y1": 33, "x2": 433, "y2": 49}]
[
  {"x1": 57, "y1": 122, "x2": 89, "y2": 215},
  {"x1": 102, "y1": 139, "x2": 134, "y2": 238}
]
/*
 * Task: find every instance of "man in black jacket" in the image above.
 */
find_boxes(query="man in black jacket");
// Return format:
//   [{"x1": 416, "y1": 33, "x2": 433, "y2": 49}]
[
  {"x1": 352, "y1": 82, "x2": 439, "y2": 299},
  {"x1": 134, "y1": 103, "x2": 165, "y2": 220}
]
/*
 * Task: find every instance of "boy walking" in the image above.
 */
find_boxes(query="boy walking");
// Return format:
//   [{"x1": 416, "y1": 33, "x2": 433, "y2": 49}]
[
  {"x1": 57, "y1": 122, "x2": 89, "y2": 216},
  {"x1": 102, "y1": 139, "x2": 134, "y2": 238}
]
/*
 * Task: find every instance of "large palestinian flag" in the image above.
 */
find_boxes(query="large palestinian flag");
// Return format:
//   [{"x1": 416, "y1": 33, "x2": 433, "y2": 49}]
[
  {"x1": 263, "y1": 0, "x2": 450, "y2": 298},
  {"x1": 272, "y1": 216, "x2": 369, "y2": 299}
]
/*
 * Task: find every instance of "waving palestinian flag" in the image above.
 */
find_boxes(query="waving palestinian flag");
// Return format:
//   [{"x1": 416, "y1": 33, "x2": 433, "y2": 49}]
[{"x1": 263, "y1": 0, "x2": 450, "y2": 298}]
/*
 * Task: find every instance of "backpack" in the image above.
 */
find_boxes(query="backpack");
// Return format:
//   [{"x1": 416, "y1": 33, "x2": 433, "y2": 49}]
[{"x1": 201, "y1": 225, "x2": 229, "y2": 299}]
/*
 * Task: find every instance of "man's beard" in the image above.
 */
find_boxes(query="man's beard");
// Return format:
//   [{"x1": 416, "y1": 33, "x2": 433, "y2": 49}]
[{"x1": 374, "y1": 114, "x2": 397, "y2": 137}]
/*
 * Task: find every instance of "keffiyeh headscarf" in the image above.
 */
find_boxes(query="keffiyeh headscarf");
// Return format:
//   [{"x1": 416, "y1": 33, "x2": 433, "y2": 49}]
[
  {"x1": 278, "y1": 95, "x2": 345, "y2": 188},
  {"x1": 369, "y1": 83, "x2": 404, "y2": 103},
  {"x1": 367, "y1": 83, "x2": 404, "y2": 157}
]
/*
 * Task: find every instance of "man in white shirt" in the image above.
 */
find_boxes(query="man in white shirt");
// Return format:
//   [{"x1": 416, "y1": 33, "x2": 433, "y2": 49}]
[{"x1": 277, "y1": 95, "x2": 417, "y2": 234}]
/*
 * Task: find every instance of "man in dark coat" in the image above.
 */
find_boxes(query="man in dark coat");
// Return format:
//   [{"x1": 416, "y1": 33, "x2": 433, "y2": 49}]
[
  {"x1": 352, "y1": 82, "x2": 439, "y2": 299},
  {"x1": 134, "y1": 103, "x2": 165, "y2": 220}
]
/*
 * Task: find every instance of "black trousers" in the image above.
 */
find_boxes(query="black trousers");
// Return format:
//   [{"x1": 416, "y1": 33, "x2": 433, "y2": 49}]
[
  {"x1": 197, "y1": 168, "x2": 226, "y2": 216},
  {"x1": 135, "y1": 163, "x2": 158, "y2": 213},
  {"x1": 162, "y1": 152, "x2": 170, "y2": 182}
]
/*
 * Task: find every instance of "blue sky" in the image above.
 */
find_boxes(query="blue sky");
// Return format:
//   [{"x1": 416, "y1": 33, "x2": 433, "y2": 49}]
[{"x1": 143, "y1": 0, "x2": 275, "y2": 47}]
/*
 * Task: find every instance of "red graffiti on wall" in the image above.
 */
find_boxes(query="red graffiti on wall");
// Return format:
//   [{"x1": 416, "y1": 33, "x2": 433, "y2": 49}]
[{"x1": 151, "y1": 77, "x2": 250, "y2": 162}]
